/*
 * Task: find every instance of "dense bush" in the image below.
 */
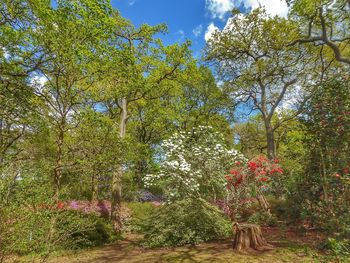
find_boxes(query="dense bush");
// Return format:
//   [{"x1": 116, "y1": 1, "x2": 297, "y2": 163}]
[
  {"x1": 1, "y1": 208, "x2": 115, "y2": 257},
  {"x1": 126, "y1": 202, "x2": 157, "y2": 232},
  {"x1": 57, "y1": 210, "x2": 116, "y2": 249},
  {"x1": 142, "y1": 198, "x2": 231, "y2": 248},
  {"x1": 292, "y1": 78, "x2": 350, "y2": 238}
]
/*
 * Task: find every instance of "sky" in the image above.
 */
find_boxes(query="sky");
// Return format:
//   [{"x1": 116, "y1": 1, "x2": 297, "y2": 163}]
[{"x1": 111, "y1": 0, "x2": 289, "y2": 59}]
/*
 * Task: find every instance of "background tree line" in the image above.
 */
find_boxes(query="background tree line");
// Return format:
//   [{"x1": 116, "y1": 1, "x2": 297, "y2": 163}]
[{"x1": 0, "y1": 0, "x2": 350, "y2": 261}]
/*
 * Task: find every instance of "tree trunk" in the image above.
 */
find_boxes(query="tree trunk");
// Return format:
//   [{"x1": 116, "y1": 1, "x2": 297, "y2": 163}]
[
  {"x1": 232, "y1": 223, "x2": 273, "y2": 252},
  {"x1": 111, "y1": 167, "x2": 123, "y2": 232},
  {"x1": 257, "y1": 189, "x2": 272, "y2": 217},
  {"x1": 261, "y1": 119, "x2": 274, "y2": 216},
  {"x1": 0, "y1": 119, "x2": 3, "y2": 165},
  {"x1": 265, "y1": 122, "x2": 276, "y2": 160},
  {"x1": 53, "y1": 125, "x2": 64, "y2": 203},
  {"x1": 135, "y1": 159, "x2": 146, "y2": 189},
  {"x1": 110, "y1": 97, "x2": 128, "y2": 233}
]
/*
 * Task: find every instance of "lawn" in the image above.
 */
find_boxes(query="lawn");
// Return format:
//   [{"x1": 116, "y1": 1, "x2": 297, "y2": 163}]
[{"x1": 36, "y1": 229, "x2": 344, "y2": 263}]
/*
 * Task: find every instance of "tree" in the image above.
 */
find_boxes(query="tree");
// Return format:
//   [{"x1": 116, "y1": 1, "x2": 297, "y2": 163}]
[
  {"x1": 30, "y1": 0, "x2": 115, "y2": 201},
  {"x1": 288, "y1": 0, "x2": 350, "y2": 65},
  {"x1": 127, "y1": 65, "x2": 233, "y2": 187},
  {"x1": 233, "y1": 116, "x2": 268, "y2": 158},
  {"x1": 205, "y1": 9, "x2": 311, "y2": 159},
  {"x1": 99, "y1": 22, "x2": 193, "y2": 232},
  {"x1": 69, "y1": 109, "x2": 121, "y2": 201}
]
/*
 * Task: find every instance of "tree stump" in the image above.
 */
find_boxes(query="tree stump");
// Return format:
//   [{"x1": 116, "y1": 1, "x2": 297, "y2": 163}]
[{"x1": 232, "y1": 223, "x2": 274, "y2": 252}]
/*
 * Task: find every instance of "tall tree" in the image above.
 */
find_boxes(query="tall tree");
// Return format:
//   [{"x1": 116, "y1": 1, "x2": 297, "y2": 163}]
[
  {"x1": 205, "y1": 9, "x2": 310, "y2": 159},
  {"x1": 100, "y1": 22, "x2": 193, "y2": 232},
  {"x1": 30, "y1": 0, "x2": 115, "y2": 201}
]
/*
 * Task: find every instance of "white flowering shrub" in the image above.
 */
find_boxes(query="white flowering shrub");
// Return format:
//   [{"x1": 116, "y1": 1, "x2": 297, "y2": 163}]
[{"x1": 144, "y1": 126, "x2": 246, "y2": 201}]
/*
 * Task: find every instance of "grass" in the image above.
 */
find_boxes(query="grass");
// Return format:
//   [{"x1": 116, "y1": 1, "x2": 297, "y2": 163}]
[{"x1": 24, "y1": 233, "x2": 343, "y2": 263}]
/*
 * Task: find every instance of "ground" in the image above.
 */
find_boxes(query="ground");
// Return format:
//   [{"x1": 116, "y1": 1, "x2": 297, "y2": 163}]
[{"x1": 36, "y1": 227, "x2": 348, "y2": 263}]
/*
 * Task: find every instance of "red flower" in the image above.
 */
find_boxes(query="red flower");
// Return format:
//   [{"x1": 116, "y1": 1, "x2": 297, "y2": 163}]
[
  {"x1": 235, "y1": 161, "x2": 241, "y2": 166},
  {"x1": 259, "y1": 177, "x2": 269, "y2": 182},
  {"x1": 274, "y1": 167, "x2": 284, "y2": 174},
  {"x1": 248, "y1": 161, "x2": 257, "y2": 171},
  {"x1": 259, "y1": 170, "x2": 267, "y2": 176},
  {"x1": 335, "y1": 173, "x2": 341, "y2": 178},
  {"x1": 274, "y1": 159, "x2": 279, "y2": 163},
  {"x1": 229, "y1": 169, "x2": 239, "y2": 176},
  {"x1": 57, "y1": 201, "x2": 64, "y2": 209}
]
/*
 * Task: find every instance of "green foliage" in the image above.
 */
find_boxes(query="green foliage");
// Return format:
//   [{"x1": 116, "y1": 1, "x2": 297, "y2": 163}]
[
  {"x1": 0, "y1": 207, "x2": 115, "y2": 257},
  {"x1": 289, "y1": 0, "x2": 350, "y2": 65},
  {"x1": 247, "y1": 212, "x2": 278, "y2": 227},
  {"x1": 1, "y1": 0, "x2": 349, "y2": 258},
  {"x1": 205, "y1": 8, "x2": 311, "y2": 160},
  {"x1": 126, "y1": 202, "x2": 156, "y2": 232},
  {"x1": 322, "y1": 238, "x2": 350, "y2": 262},
  {"x1": 142, "y1": 198, "x2": 231, "y2": 248},
  {"x1": 57, "y1": 210, "x2": 116, "y2": 249},
  {"x1": 0, "y1": 168, "x2": 115, "y2": 261},
  {"x1": 121, "y1": 173, "x2": 139, "y2": 202},
  {"x1": 294, "y1": 77, "x2": 350, "y2": 228}
]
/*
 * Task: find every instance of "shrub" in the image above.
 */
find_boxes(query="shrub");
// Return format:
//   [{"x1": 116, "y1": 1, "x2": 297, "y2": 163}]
[
  {"x1": 142, "y1": 198, "x2": 231, "y2": 248},
  {"x1": 144, "y1": 126, "x2": 246, "y2": 202},
  {"x1": 225, "y1": 155, "x2": 283, "y2": 221},
  {"x1": 56, "y1": 210, "x2": 116, "y2": 249},
  {"x1": 1, "y1": 207, "x2": 115, "y2": 257},
  {"x1": 126, "y1": 202, "x2": 157, "y2": 232}
]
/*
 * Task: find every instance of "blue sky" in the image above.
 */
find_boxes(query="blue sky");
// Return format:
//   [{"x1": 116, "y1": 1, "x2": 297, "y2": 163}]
[
  {"x1": 110, "y1": 0, "x2": 225, "y2": 59},
  {"x1": 111, "y1": 0, "x2": 289, "y2": 59}
]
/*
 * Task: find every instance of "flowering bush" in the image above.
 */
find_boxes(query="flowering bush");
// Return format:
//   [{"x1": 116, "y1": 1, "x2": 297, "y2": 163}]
[
  {"x1": 144, "y1": 126, "x2": 246, "y2": 201},
  {"x1": 226, "y1": 155, "x2": 283, "y2": 189},
  {"x1": 293, "y1": 78, "x2": 350, "y2": 251},
  {"x1": 225, "y1": 155, "x2": 283, "y2": 220}
]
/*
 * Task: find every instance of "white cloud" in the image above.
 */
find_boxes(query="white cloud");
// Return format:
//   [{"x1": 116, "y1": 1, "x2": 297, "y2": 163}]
[
  {"x1": 205, "y1": 0, "x2": 289, "y2": 19},
  {"x1": 206, "y1": 0, "x2": 235, "y2": 20},
  {"x1": 204, "y1": 23, "x2": 219, "y2": 41},
  {"x1": 192, "y1": 25, "x2": 203, "y2": 38},
  {"x1": 240, "y1": 0, "x2": 289, "y2": 18}
]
